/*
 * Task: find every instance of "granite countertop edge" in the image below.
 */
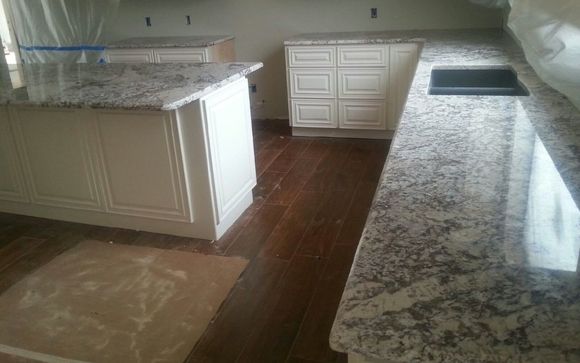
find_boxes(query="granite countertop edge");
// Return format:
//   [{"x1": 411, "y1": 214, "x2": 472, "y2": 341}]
[
  {"x1": 0, "y1": 62, "x2": 263, "y2": 111},
  {"x1": 107, "y1": 35, "x2": 235, "y2": 49}
]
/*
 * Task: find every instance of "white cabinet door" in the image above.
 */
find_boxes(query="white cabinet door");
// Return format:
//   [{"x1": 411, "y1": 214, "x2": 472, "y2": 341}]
[
  {"x1": 286, "y1": 46, "x2": 336, "y2": 68},
  {"x1": 338, "y1": 69, "x2": 388, "y2": 99},
  {"x1": 338, "y1": 45, "x2": 389, "y2": 67},
  {"x1": 339, "y1": 100, "x2": 387, "y2": 130},
  {"x1": 291, "y1": 99, "x2": 337, "y2": 128},
  {"x1": 95, "y1": 111, "x2": 191, "y2": 222},
  {"x1": 288, "y1": 68, "x2": 336, "y2": 99},
  {"x1": 154, "y1": 48, "x2": 208, "y2": 63},
  {"x1": 389, "y1": 43, "x2": 419, "y2": 130},
  {"x1": 105, "y1": 49, "x2": 155, "y2": 63},
  {"x1": 0, "y1": 108, "x2": 27, "y2": 202},
  {"x1": 11, "y1": 108, "x2": 102, "y2": 210},
  {"x1": 201, "y1": 79, "x2": 256, "y2": 225}
]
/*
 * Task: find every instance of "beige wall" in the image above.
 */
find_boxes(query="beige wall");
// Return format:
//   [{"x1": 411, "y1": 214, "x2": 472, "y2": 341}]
[{"x1": 106, "y1": 0, "x2": 502, "y2": 119}]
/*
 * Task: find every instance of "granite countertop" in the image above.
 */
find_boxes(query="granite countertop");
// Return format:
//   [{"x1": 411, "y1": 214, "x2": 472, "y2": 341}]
[
  {"x1": 0, "y1": 62, "x2": 262, "y2": 111},
  {"x1": 107, "y1": 35, "x2": 234, "y2": 49},
  {"x1": 284, "y1": 30, "x2": 425, "y2": 46},
  {"x1": 329, "y1": 30, "x2": 580, "y2": 362}
]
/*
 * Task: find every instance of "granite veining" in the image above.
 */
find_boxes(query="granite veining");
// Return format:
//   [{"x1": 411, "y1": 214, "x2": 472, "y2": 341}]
[
  {"x1": 329, "y1": 30, "x2": 580, "y2": 362},
  {"x1": 284, "y1": 31, "x2": 425, "y2": 46},
  {"x1": 107, "y1": 35, "x2": 234, "y2": 49},
  {"x1": 0, "y1": 62, "x2": 262, "y2": 111}
]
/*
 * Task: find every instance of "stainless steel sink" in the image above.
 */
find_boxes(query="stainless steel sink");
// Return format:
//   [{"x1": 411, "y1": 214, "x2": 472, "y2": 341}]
[{"x1": 428, "y1": 66, "x2": 529, "y2": 96}]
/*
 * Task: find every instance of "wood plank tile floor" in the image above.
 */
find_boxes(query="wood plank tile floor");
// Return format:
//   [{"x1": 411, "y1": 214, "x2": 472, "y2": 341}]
[{"x1": 0, "y1": 120, "x2": 389, "y2": 363}]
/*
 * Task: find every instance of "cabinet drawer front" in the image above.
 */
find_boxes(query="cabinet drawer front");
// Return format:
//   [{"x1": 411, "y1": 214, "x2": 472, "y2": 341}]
[
  {"x1": 338, "y1": 45, "x2": 388, "y2": 67},
  {"x1": 338, "y1": 69, "x2": 388, "y2": 99},
  {"x1": 287, "y1": 46, "x2": 336, "y2": 67},
  {"x1": 291, "y1": 99, "x2": 337, "y2": 128},
  {"x1": 154, "y1": 48, "x2": 207, "y2": 63},
  {"x1": 105, "y1": 49, "x2": 154, "y2": 63},
  {"x1": 339, "y1": 100, "x2": 387, "y2": 130},
  {"x1": 289, "y1": 69, "x2": 336, "y2": 98}
]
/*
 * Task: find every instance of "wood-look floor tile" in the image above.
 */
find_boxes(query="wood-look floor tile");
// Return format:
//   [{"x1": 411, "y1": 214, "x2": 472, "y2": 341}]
[
  {"x1": 189, "y1": 257, "x2": 288, "y2": 363},
  {"x1": 296, "y1": 190, "x2": 355, "y2": 258},
  {"x1": 260, "y1": 191, "x2": 325, "y2": 260},
  {"x1": 266, "y1": 159, "x2": 319, "y2": 206},
  {"x1": 235, "y1": 255, "x2": 326, "y2": 363},
  {"x1": 290, "y1": 244, "x2": 358, "y2": 362},
  {"x1": 226, "y1": 204, "x2": 288, "y2": 259}
]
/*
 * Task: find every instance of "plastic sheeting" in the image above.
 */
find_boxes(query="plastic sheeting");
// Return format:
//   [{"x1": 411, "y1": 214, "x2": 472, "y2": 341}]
[
  {"x1": 469, "y1": 0, "x2": 580, "y2": 110},
  {"x1": 9, "y1": 0, "x2": 119, "y2": 63},
  {"x1": 508, "y1": 0, "x2": 580, "y2": 110}
]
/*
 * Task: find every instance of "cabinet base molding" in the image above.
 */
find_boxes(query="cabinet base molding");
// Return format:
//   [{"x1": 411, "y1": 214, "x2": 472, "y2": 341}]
[
  {"x1": 0, "y1": 192, "x2": 252, "y2": 240},
  {"x1": 292, "y1": 127, "x2": 393, "y2": 140}
]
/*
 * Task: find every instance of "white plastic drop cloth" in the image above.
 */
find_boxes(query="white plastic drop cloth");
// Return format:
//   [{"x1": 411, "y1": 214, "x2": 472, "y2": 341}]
[
  {"x1": 508, "y1": 0, "x2": 580, "y2": 109},
  {"x1": 9, "y1": 0, "x2": 119, "y2": 63},
  {"x1": 469, "y1": 0, "x2": 580, "y2": 110}
]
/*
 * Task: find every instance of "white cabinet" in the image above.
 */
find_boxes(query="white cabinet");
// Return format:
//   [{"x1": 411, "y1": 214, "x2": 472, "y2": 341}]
[
  {"x1": 0, "y1": 108, "x2": 27, "y2": 202},
  {"x1": 339, "y1": 100, "x2": 386, "y2": 130},
  {"x1": 0, "y1": 78, "x2": 256, "y2": 240},
  {"x1": 10, "y1": 108, "x2": 102, "y2": 210},
  {"x1": 105, "y1": 40, "x2": 235, "y2": 64},
  {"x1": 200, "y1": 79, "x2": 256, "y2": 225},
  {"x1": 338, "y1": 69, "x2": 388, "y2": 99},
  {"x1": 287, "y1": 47, "x2": 336, "y2": 67},
  {"x1": 338, "y1": 46, "x2": 388, "y2": 67},
  {"x1": 286, "y1": 43, "x2": 419, "y2": 138},
  {"x1": 154, "y1": 48, "x2": 208, "y2": 63},
  {"x1": 288, "y1": 68, "x2": 336, "y2": 99},
  {"x1": 291, "y1": 99, "x2": 337, "y2": 128},
  {"x1": 389, "y1": 43, "x2": 419, "y2": 130},
  {"x1": 95, "y1": 111, "x2": 190, "y2": 222},
  {"x1": 105, "y1": 49, "x2": 155, "y2": 64}
]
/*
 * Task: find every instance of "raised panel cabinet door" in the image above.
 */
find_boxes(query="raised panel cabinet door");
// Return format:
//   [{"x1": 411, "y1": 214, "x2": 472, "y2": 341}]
[
  {"x1": 291, "y1": 99, "x2": 338, "y2": 128},
  {"x1": 104, "y1": 49, "x2": 155, "y2": 63},
  {"x1": 154, "y1": 48, "x2": 207, "y2": 63},
  {"x1": 338, "y1": 45, "x2": 389, "y2": 67},
  {"x1": 338, "y1": 69, "x2": 388, "y2": 99},
  {"x1": 11, "y1": 108, "x2": 102, "y2": 210},
  {"x1": 201, "y1": 78, "x2": 256, "y2": 224},
  {"x1": 339, "y1": 100, "x2": 387, "y2": 130},
  {"x1": 286, "y1": 46, "x2": 336, "y2": 67},
  {"x1": 0, "y1": 108, "x2": 27, "y2": 202},
  {"x1": 389, "y1": 43, "x2": 419, "y2": 130},
  {"x1": 288, "y1": 68, "x2": 336, "y2": 99},
  {"x1": 96, "y1": 111, "x2": 191, "y2": 222}
]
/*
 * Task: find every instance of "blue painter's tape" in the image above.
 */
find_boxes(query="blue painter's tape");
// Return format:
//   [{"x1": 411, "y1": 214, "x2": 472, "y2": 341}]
[{"x1": 19, "y1": 45, "x2": 106, "y2": 52}]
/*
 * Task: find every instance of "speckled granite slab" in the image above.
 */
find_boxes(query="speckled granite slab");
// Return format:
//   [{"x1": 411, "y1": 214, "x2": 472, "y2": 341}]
[
  {"x1": 0, "y1": 62, "x2": 262, "y2": 111},
  {"x1": 284, "y1": 31, "x2": 425, "y2": 46},
  {"x1": 107, "y1": 35, "x2": 234, "y2": 49},
  {"x1": 330, "y1": 30, "x2": 580, "y2": 362}
]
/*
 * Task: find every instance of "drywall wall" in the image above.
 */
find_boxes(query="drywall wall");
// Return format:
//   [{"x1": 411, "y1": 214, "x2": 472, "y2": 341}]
[{"x1": 105, "y1": 0, "x2": 502, "y2": 119}]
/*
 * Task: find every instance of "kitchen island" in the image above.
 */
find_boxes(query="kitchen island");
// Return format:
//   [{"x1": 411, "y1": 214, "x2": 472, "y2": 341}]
[
  {"x1": 0, "y1": 62, "x2": 262, "y2": 240},
  {"x1": 328, "y1": 30, "x2": 580, "y2": 362}
]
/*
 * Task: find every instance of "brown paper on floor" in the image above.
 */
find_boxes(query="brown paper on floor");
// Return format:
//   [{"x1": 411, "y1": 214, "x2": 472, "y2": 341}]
[{"x1": 0, "y1": 240, "x2": 248, "y2": 363}]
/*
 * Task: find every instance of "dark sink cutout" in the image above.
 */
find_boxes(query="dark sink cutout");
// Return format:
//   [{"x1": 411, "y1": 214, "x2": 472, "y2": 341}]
[{"x1": 428, "y1": 66, "x2": 529, "y2": 96}]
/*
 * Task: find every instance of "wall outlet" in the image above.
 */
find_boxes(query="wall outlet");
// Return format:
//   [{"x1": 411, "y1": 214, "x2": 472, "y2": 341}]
[
  {"x1": 145, "y1": 16, "x2": 152, "y2": 27},
  {"x1": 185, "y1": 15, "x2": 191, "y2": 25},
  {"x1": 371, "y1": 8, "x2": 378, "y2": 19},
  {"x1": 249, "y1": 84, "x2": 257, "y2": 93}
]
